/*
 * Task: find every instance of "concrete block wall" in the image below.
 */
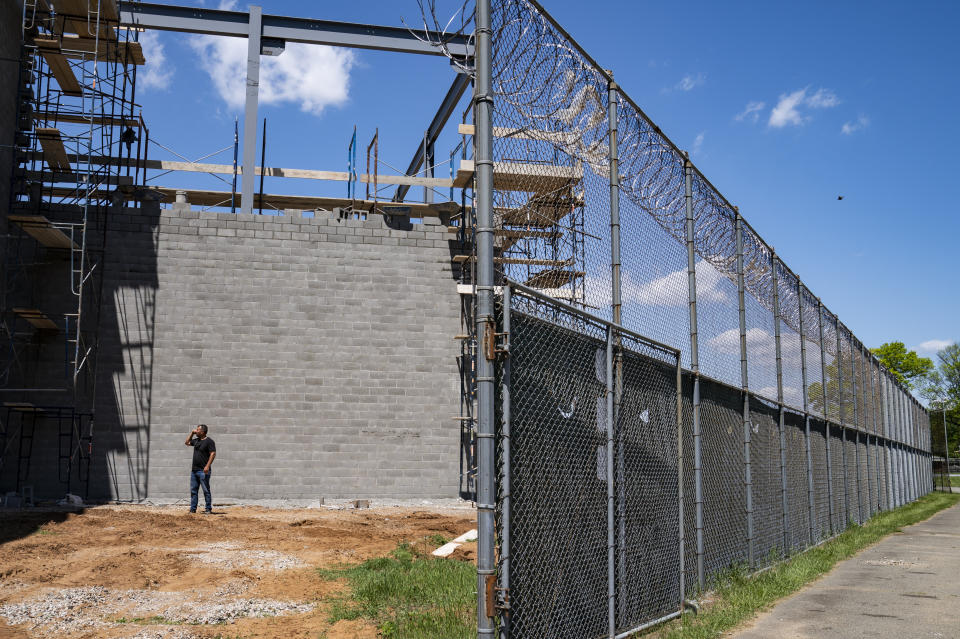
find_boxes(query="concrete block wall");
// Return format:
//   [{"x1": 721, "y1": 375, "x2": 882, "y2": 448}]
[{"x1": 82, "y1": 203, "x2": 465, "y2": 501}]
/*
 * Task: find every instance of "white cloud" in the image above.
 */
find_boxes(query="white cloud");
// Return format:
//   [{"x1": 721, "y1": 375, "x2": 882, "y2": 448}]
[
  {"x1": 806, "y1": 88, "x2": 839, "y2": 108},
  {"x1": 768, "y1": 87, "x2": 840, "y2": 128},
  {"x1": 677, "y1": 73, "x2": 706, "y2": 91},
  {"x1": 708, "y1": 327, "x2": 776, "y2": 360},
  {"x1": 607, "y1": 261, "x2": 731, "y2": 308},
  {"x1": 735, "y1": 101, "x2": 765, "y2": 123},
  {"x1": 663, "y1": 72, "x2": 706, "y2": 94},
  {"x1": 841, "y1": 114, "x2": 870, "y2": 135},
  {"x1": 139, "y1": 31, "x2": 173, "y2": 90},
  {"x1": 188, "y1": 24, "x2": 355, "y2": 116},
  {"x1": 768, "y1": 89, "x2": 810, "y2": 128},
  {"x1": 917, "y1": 339, "x2": 952, "y2": 354},
  {"x1": 692, "y1": 132, "x2": 705, "y2": 156}
]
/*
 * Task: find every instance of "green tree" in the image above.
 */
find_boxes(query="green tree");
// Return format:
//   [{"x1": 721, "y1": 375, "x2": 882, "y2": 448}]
[
  {"x1": 925, "y1": 343, "x2": 960, "y2": 459},
  {"x1": 870, "y1": 341, "x2": 934, "y2": 390}
]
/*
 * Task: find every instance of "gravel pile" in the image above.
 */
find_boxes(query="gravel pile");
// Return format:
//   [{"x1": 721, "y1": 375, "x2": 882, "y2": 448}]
[
  {"x1": 184, "y1": 542, "x2": 306, "y2": 571},
  {"x1": 0, "y1": 585, "x2": 313, "y2": 636},
  {"x1": 0, "y1": 586, "x2": 111, "y2": 633}
]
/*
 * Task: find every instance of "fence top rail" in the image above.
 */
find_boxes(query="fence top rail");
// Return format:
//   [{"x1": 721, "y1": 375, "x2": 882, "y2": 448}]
[{"x1": 505, "y1": 280, "x2": 681, "y2": 360}]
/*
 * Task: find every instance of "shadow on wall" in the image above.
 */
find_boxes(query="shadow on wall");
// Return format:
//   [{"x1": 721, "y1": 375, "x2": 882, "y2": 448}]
[
  {"x1": 91, "y1": 196, "x2": 161, "y2": 501},
  {"x1": 0, "y1": 195, "x2": 160, "y2": 503}
]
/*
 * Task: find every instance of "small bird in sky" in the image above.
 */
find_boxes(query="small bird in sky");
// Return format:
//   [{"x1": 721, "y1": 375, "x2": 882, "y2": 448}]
[{"x1": 837, "y1": 195, "x2": 844, "y2": 200}]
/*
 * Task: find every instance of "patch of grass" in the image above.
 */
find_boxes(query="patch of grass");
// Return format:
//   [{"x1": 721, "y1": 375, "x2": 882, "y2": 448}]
[
  {"x1": 644, "y1": 492, "x2": 960, "y2": 639},
  {"x1": 318, "y1": 538, "x2": 475, "y2": 639}
]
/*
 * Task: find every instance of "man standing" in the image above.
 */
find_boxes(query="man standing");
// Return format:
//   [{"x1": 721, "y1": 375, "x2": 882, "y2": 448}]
[{"x1": 184, "y1": 424, "x2": 216, "y2": 513}]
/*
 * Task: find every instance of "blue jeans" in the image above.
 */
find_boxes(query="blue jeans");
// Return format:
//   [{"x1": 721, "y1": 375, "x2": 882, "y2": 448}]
[{"x1": 190, "y1": 469, "x2": 212, "y2": 512}]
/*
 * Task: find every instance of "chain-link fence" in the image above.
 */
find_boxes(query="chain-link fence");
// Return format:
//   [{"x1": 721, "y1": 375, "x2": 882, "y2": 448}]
[
  {"x1": 496, "y1": 284, "x2": 682, "y2": 638},
  {"x1": 473, "y1": 0, "x2": 934, "y2": 635}
]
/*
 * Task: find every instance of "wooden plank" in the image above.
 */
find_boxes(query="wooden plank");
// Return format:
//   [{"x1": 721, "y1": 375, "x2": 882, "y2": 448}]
[
  {"x1": 524, "y1": 268, "x2": 584, "y2": 289},
  {"x1": 41, "y1": 186, "x2": 459, "y2": 217},
  {"x1": 454, "y1": 159, "x2": 581, "y2": 193},
  {"x1": 458, "y1": 123, "x2": 579, "y2": 146},
  {"x1": 13, "y1": 308, "x2": 59, "y2": 330},
  {"x1": 8, "y1": 214, "x2": 79, "y2": 249},
  {"x1": 53, "y1": 0, "x2": 117, "y2": 39},
  {"x1": 453, "y1": 256, "x2": 574, "y2": 268},
  {"x1": 26, "y1": 152, "x2": 454, "y2": 187},
  {"x1": 35, "y1": 35, "x2": 144, "y2": 65},
  {"x1": 33, "y1": 111, "x2": 141, "y2": 128},
  {"x1": 37, "y1": 46, "x2": 83, "y2": 96},
  {"x1": 25, "y1": 170, "x2": 133, "y2": 186},
  {"x1": 35, "y1": 128, "x2": 71, "y2": 171}
]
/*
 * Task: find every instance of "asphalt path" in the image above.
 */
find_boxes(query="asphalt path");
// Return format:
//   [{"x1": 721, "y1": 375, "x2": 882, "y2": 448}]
[{"x1": 732, "y1": 502, "x2": 960, "y2": 639}]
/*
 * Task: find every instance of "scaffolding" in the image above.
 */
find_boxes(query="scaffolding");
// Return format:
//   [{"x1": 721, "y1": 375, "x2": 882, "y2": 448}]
[{"x1": 1, "y1": 0, "x2": 146, "y2": 500}]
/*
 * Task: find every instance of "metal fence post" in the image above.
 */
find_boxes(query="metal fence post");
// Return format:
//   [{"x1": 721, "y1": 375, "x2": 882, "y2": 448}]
[
  {"x1": 684, "y1": 155, "x2": 705, "y2": 589},
  {"x1": 735, "y1": 213, "x2": 754, "y2": 568},
  {"x1": 798, "y1": 284, "x2": 815, "y2": 545},
  {"x1": 837, "y1": 330, "x2": 849, "y2": 528},
  {"x1": 848, "y1": 331, "x2": 863, "y2": 524},
  {"x1": 608, "y1": 77, "x2": 621, "y2": 327},
  {"x1": 606, "y1": 326, "x2": 615, "y2": 639},
  {"x1": 675, "y1": 356, "x2": 686, "y2": 608},
  {"x1": 607, "y1": 75, "x2": 626, "y2": 618},
  {"x1": 771, "y1": 252, "x2": 789, "y2": 551},
  {"x1": 867, "y1": 349, "x2": 878, "y2": 513},
  {"x1": 475, "y1": 0, "x2": 496, "y2": 635},
  {"x1": 944, "y1": 404, "x2": 950, "y2": 494},
  {"x1": 500, "y1": 286, "x2": 511, "y2": 639},
  {"x1": 818, "y1": 301, "x2": 834, "y2": 534},
  {"x1": 882, "y1": 373, "x2": 892, "y2": 509}
]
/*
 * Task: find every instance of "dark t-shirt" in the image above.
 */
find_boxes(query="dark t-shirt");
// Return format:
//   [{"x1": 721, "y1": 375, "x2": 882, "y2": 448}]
[{"x1": 189, "y1": 436, "x2": 216, "y2": 471}]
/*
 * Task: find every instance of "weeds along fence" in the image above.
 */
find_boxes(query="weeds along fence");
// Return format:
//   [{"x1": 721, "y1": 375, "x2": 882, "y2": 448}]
[{"x1": 470, "y1": 0, "x2": 934, "y2": 636}]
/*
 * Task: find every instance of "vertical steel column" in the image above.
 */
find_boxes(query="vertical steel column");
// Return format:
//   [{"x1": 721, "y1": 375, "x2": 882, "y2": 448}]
[
  {"x1": 608, "y1": 77, "x2": 621, "y2": 327},
  {"x1": 606, "y1": 327, "x2": 615, "y2": 639},
  {"x1": 944, "y1": 404, "x2": 950, "y2": 494},
  {"x1": 818, "y1": 301, "x2": 834, "y2": 534},
  {"x1": 867, "y1": 350, "x2": 877, "y2": 513},
  {"x1": 735, "y1": 214, "x2": 754, "y2": 568},
  {"x1": 882, "y1": 374, "x2": 892, "y2": 509},
  {"x1": 607, "y1": 76, "x2": 626, "y2": 617},
  {"x1": 798, "y1": 284, "x2": 815, "y2": 544},
  {"x1": 684, "y1": 155, "x2": 705, "y2": 588},
  {"x1": 849, "y1": 337, "x2": 861, "y2": 524},
  {"x1": 231, "y1": 118, "x2": 239, "y2": 214},
  {"x1": 771, "y1": 253, "x2": 789, "y2": 551},
  {"x1": 475, "y1": 1, "x2": 496, "y2": 635},
  {"x1": 837, "y1": 329, "x2": 849, "y2": 528},
  {"x1": 676, "y1": 357, "x2": 686, "y2": 606},
  {"x1": 499, "y1": 286, "x2": 511, "y2": 639},
  {"x1": 240, "y1": 5, "x2": 262, "y2": 216}
]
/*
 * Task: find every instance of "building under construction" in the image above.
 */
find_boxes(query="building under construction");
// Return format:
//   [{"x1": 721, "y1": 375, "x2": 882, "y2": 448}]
[
  {"x1": 0, "y1": 0, "x2": 495, "y2": 502},
  {"x1": 0, "y1": 0, "x2": 932, "y2": 556}
]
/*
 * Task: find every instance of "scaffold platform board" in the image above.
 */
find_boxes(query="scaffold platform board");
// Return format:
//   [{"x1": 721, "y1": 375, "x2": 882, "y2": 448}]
[{"x1": 8, "y1": 214, "x2": 79, "y2": 249}]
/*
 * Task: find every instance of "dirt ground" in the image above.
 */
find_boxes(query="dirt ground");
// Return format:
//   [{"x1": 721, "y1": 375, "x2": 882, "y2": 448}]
[{"x1": 0, "y1": 503, "x2": 476, "y2": 639}]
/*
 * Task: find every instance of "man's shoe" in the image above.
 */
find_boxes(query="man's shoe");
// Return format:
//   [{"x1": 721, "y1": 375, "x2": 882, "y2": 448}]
[
  {"x1": 188, "y1": 510, "x2": 196, "y2": 514},
  {"x1": 201, "y1": 510, "x2": 212, "y2": 514}
]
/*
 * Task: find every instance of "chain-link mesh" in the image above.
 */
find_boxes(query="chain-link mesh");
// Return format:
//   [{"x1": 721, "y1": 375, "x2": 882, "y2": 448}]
[
  {"x1": 829, "y1": 425, "x2": 846, "y2": 531},
  {"x1": 784, "y1": 411, "x2": 810, "y2": 551},
  {"x1": 614, "y1": 332, "x2": 682, "y2": 632},
  {"x1": 498, "y1": 286, "x2": 681, "y2": 637},
  {"x1": 699, "y1": 378, "x2": 748, "y2": 580},
  {"x1": 810, "y1": 419, "x2": 831, "y2": 541},
  {"x1": 750, "y1": 398, "x2": 784, "y2": 567},
  {"x1": 501, "y1": 294, "x2": 611, "y2": 638},
  {"x1": 483, "y1": 2, "x2": 933, "y2": 634}
]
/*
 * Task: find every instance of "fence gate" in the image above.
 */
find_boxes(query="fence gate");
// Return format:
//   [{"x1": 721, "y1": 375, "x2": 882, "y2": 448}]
[{"x1": 494, "y1": 284, "x2": 682, "y2": 638}]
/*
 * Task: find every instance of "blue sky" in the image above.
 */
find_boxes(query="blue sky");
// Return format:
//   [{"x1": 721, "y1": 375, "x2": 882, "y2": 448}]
[{"x1": 134, "y1": 0, "x2": 959, "y2": 361}]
